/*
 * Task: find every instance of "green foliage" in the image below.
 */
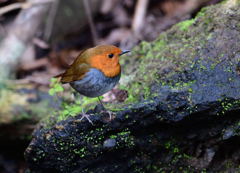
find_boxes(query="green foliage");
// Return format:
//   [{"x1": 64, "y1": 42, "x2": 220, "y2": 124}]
[
  {"x1": 58, "y1": 97, "x2": 100, "y2": 121},
  {"x1": 48, "y1": 78, "x2": 64, "y2": 96}
]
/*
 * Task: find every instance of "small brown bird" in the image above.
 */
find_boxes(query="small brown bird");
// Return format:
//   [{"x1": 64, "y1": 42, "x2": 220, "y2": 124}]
[{"x1": 55, "y1": 45, "x2": 130, "y2": 124}]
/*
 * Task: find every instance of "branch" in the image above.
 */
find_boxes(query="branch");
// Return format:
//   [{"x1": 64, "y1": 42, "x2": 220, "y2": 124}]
[
  {"x1": 0, "y1": 0, "x2": 53, "y2": 81},
  {"x1": 132, "y1": 0, "x2": 149, "y2": 35},
  {"x1": 0, "y1": 0, "x2": 53, "y2": 16},
  {"x1": 83, "y1": 0, "x2": 98, "y2": 45}
]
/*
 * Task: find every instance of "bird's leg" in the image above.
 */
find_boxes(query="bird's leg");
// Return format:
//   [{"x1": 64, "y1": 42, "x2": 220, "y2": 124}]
[
  {"x1": 97, "y1": 96, "x2": 106, "y2": 109},
  {"x1": 97, "y1": 97, "x2": 114, "y2": 120},
  {"x1": 80, "y1": 108, "x2": 93, "y2": 125}
]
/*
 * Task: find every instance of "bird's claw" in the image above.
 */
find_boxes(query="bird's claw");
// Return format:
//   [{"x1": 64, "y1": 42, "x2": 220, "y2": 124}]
[
  {"x1": 80, "y1": 109, "x2": 93, "y2": 125},
  {"x1": 100, "y1": 110, "x2": 115, "y2": 120}
]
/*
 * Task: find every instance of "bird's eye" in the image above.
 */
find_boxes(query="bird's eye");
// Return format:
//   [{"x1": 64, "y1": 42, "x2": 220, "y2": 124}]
[{"x1": 108, "y1": 53, "x2": 114, "y2": 58}]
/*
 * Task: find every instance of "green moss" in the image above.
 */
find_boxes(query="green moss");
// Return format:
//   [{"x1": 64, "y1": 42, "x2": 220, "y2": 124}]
[
  {"x1": 170, "y1": 80, "x2": 196, "y2": 90},
  {"x1": 115, "y1": 130, "x2": 135, "y2": 148},
  {"x1": 117, "y1": 3, "x2": 218, "y2": 107},
  {"x1": 164, "y1": 140, "x2": 193, "y2": 165},
  {"x1": 118, "y1": 131, "x2": 130, "y2": 136},
  {"x1": 237, "y1": 23, "x2": 240, "y2": 29},
  {"x1": 147, "y1": 139, "x2": 195, "y2": 172},
  {"x1": 151, "y1": 39, "x2": 167, "y2": 53},
  {"x1": 177, "y1": 19, "x2": 195, "y2": 31},
  {"x1": 218, "y1": 99, "x2": 240, "y2": 115},
  {"x1": 73, "y1": 147, "x2": 87, "y2": 158},
  {"x1": 164, "y1": 141, "x2": 172, "y2": 149},
  {"x1": 0, "y1": 86, "x2": 53, "y2": 125},
  {"x1": 195, "y1": 7, "x2": 208, "y2": 18},
  {"x1": 110, "y1": 135, "x2": 117, "y2": 139}
]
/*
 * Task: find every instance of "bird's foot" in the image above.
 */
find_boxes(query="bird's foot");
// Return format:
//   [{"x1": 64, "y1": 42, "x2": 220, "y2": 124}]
[
  {"x1": 100, "y1": 110, "x2": 115, "y2": 120},
  {"x1": 80, "y1": 109, "x2": 93, "y2": 125},
  {"x1": 94, "y1": 103, "x2": 115, "y2": 120}
]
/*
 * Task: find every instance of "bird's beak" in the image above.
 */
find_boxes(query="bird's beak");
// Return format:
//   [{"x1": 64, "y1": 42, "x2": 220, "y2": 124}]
[{"x1": 119, "y1": 50, "x2": 130, "y2": 56}]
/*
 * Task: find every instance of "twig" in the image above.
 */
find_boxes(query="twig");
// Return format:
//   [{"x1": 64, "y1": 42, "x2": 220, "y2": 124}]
[
  {"x1": 33, "y1": 38, "x2": 49, "y2": 49},
  {"x1": 20, "y1": 57, "x2": 48, "y2": 71},
  {"x1": 132, "y1": 0, "x2": 149, "y2": 35},
  {"x1": 0, "y1": 0, "x2": 54, "y2": 16},
  {"x1": 83, "y1": 0, "x2": 98, "y2": 45},
  {"x1": 0, "y1": 2, "x2": 22, "y2": 16}
]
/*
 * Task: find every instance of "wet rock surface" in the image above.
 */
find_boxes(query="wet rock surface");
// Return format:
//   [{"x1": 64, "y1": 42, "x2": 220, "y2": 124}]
[{"x1": 25, "y1": 1, "x2": 240, "y2": 173}]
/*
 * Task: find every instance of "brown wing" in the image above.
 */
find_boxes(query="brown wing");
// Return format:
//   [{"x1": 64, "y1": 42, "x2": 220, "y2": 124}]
[
  {"x1": 54, "y1": 50, "x2": 90, "y2": 83},
  {"x1": 58, "y1": 63, "x2": 90, "y2": 83}
]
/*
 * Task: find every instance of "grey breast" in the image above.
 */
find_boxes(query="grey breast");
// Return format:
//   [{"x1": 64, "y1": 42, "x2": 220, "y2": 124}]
[{"x1": 70, "y1": 68, "x2": 120, "y2": 97}]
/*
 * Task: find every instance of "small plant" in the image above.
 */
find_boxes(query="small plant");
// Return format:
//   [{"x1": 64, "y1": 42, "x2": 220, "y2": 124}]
[
  {"x1": 58, "y1": 97, "x2": 100, "y2": 121},
  {"x1": 48, "y1": 78, "x2": 64, "y2": 96}
]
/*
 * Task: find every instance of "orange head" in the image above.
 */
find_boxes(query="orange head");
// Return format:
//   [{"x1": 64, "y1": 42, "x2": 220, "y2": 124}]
[
  {"x1": 55, "y1": 45, "x2": 130, "y2": 83},
  {"x1": 84, "y1": 45, "x2": 130, "y2": 78}
]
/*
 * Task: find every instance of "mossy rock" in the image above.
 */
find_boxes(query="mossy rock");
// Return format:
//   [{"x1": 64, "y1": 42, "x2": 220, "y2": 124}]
[
  {"x1": 0, "y1": 83, "x2": 60, "y2": 139},
  {"x1": 25, "y1": 1, "x2": 240, "y2": 172}
]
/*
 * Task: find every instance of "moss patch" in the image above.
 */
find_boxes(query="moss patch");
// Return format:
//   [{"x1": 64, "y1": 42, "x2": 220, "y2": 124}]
[
  {"x1": 177, "y1": 19, "x2": 195, "y2": 31},
  {"x1": 0, "y1": 87, "x2": 52, "y2": 124}
]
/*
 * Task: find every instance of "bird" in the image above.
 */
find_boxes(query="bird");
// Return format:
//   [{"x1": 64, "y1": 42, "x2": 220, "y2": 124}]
[{"x1": 55, "y1": 45, "x2": 130, "y2": 124}]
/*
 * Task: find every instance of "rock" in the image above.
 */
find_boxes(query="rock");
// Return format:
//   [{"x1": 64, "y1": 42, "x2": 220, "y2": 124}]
[
  {"x1": 103, "y1": 138, "x2": 117, "y2": 148},
  {"x1": 0, "y1": 83, "x2": 60, "y2": 173},
  {"x1": 0, "y1": 83, "x2": 60, "y2": 139},
  {"x1": 25, "y1": 1, "x2": 240, "y2": 172}
]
